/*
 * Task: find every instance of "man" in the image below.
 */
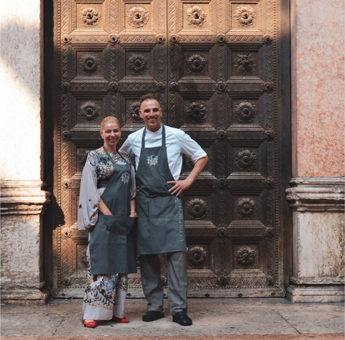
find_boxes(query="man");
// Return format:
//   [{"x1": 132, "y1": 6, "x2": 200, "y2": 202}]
[{"x1": 120, "y1": 93, "x2": 208, "y2": 326}]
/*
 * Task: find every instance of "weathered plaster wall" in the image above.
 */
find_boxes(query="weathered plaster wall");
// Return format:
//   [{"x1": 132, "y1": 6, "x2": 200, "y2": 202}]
[
  {"x1": 0, "y1": 0, "x2": 42, "y2": 181},
  {"x1": 293, "y1": 0, "x2": 345, "y2": 177}
]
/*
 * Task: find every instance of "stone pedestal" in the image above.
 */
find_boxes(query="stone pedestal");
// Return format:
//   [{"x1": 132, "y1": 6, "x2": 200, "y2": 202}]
[
  {"x1": 286, "y1": 178, "x2": 345, "y2": 302},
  {"x1": 1, "y1": 181, "x2": 50, "y2": 303}
]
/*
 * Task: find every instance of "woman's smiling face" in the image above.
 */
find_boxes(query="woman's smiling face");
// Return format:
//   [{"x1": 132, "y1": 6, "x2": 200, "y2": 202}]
[{"x1": 100, "y1": 120, "x2": 122, "y2": 150}]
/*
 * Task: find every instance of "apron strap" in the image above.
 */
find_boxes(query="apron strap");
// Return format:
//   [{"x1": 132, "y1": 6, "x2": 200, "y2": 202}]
[
  {"x1": 102, "y1": 146, "x2": 130, "y2": 167},
  {"x1": 141, "y1": 125, "x2": 166, "y2": 148}
]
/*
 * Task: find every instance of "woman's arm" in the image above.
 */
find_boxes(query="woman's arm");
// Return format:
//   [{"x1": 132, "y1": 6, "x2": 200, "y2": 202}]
[
  {"x1": 99, "y1": 198, "x2": 112, "y2": 215},
  {"x1": 77, "y1": 152, "x2": 101, "y2": 230},
  {"x1": 130, "y1": 198, "x2": 136, "y2": 217}
]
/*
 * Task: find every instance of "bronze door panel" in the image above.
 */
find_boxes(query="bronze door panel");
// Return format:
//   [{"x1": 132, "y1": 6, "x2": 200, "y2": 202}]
[{"x1": 53, "y1": 0, "x2": 286, "y2": 297}]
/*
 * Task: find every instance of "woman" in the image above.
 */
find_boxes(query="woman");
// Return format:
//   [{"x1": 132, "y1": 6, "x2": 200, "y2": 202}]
[{"x1": 78, "y1": 116, "x2": 137, "y2": 328}]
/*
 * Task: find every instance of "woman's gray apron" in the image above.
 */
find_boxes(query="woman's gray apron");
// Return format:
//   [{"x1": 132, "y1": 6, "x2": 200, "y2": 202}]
[
  {"x1": 89, "y1": 147, "x2": 137, "y2": 275},
  {"x1": 136, "y1": 125, "x2": 186, "y2": 255}
]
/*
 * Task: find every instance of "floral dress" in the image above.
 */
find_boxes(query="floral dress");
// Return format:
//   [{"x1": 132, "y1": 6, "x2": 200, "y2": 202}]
[{"x1": 78, "y1": 149, "x2": 136, "y2": 321}]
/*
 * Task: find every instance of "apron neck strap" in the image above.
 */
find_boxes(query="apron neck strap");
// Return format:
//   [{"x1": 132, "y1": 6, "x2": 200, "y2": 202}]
[
  {"x1": 102, "y1": 146, "x2": 129, "y2": 167},
  {"x1": 142, "y1": 125, "x2": 166, "y2": 148}
]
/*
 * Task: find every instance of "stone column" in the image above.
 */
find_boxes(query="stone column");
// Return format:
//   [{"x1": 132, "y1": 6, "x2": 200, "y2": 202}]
[
  {"x1": 286, "y1": 0, "x2": 345, "y2": 302},
  {"x1": 0, "y1": 0, "x2": 50, "y2": 303}
]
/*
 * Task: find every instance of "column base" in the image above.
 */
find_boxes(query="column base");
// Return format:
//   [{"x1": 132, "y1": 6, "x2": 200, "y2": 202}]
[
  {"x1": 287, "y1": 284, "x2": 344, "y2": 303},
  {"x1": 1, "y1": 288, "x2": 49, "y2": 304}
]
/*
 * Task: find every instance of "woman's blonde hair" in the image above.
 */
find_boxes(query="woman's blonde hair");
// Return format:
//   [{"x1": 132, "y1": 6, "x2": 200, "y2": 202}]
[{"x1": 100, "y1": 116, "x2": 120, "y2": 131}]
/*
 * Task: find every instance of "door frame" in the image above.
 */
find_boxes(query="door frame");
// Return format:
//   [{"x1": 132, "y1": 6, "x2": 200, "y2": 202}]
[{"x1": 43, "y1": 0, "x2": 292, "y2": 295}]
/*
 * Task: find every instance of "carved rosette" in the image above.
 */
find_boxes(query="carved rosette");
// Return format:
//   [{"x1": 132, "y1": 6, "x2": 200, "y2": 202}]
[
  {"x1": 266, "y1": 276, "x2": 274, "y2": 285},
  {"x1": 186, "y1": 6, "x2": 207, "y2": 27},
  {"x1": 234, "y1": 54, "x2": 256, "y2": 73},
  {"x1": 217, "y1": 129, "x2": 227, "y2": 140},
  {"x1": 187, "y1": 54, "x2": 206, "y2": 73},
  {"x1": 236, "y1": 197, "x2": 256, "y2": 218},
  {"x1": 81, "y1": 7, "x2": 101, "y2": 26},
  {"x1": 79, "y1": 102, "x2": 101, "y2": 121},
  {"x1": 127, "y1": 6, "x2": 149, "y2": 28},
  {"x1": 186, "y1": 102, "x2": 207, "y2": 123},
  {"x1": 217, "y1": 276, "x2": 228, "y2": 286},
  {"x1": 218, "y1": 227, "x2": 227, "y2": 238},
  {"x1": 157, "y1": 35, "x2": 165, "y2": 44},
  {"x1": 63, "y1": 36, "x2": 72, "y2": 44},
  {"x1": 235, "y1": 149, "x2": 256, "y2": 170},
  {"x1": 265, "y1": 177, "x2": 274, "y2": 188},
  {"x1": 80, "y1": 54, "x2": 100, "y2": 74},
  {"x1": 128, "y1": 54, "x2": 149, "y2": 75},
  {"x1": 217, "y1": 34, "x2": 226, "y2": 43},
  {"x1": 265, "y1": 227, "x2": 274, "y2": 237},
  {"x1": 156, "y1": 82, "x2": 165, "y2": 91},
  {"x1": 235, "y1": 246, "x2": 257, "y2": 266},
  {"x1": 62, "y1": 82, "x2": 70, "y2": 92},
  {"x1": 188, "y1": 246, "x2": 207, "y2": 267},
  {"x1": 62, "y1": 227, "x2": 71, "y2": 238},
  {"x1": 234, "y1": 101, "x2": 257, "y2": 123},
  {"x1": 109, "y1": 34, "x2": 119, "y2": 44},
  {"x1": 265, "y1": 130, "x2": 274, "y2": 140},
  {"x1": 234, "y1": 6, "x2": 256, "y2": 26},
  {"x1": 218, "y1": 178, "x2": 227, "y2": 188},
  {"x1": 187, "y1": 198, "x2": 208, "y2": 219},
  {"x1": 170, "y1": 82, "x2": 179, "y2": 92},
  {"x1": 127, "y1": 102, "x2": 143, "y2": 123},
  {"x1": 216, "y1": 82, "x2": 227, "y2": 92},
  {"x1": 108, "y1": 82, "x2": 119, "y2": 92}
]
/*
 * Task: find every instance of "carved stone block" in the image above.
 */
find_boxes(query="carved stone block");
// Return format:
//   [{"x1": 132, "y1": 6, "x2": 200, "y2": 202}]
[{"x1": 286, "y1": 177, "x2": 345, "y2": 303}]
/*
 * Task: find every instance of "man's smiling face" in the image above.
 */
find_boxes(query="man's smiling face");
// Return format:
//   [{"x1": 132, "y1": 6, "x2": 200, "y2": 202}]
[{"x1": 139, "y1": 99, "x2": 163, "y2": 132}]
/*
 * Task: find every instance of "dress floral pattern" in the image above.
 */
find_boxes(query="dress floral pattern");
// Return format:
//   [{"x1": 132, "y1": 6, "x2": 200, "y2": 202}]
[
  {"x1": 82, "y1": 268, "x2": 129, "y2": 320},
  {"x1": 78, "y1": 148, "x2": 135, "y2": 321},
  {"x1": 84, "y1": 271, "x2": 118, "y2": 310}
]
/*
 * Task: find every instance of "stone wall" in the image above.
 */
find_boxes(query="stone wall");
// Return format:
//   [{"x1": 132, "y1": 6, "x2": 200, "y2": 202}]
[
  {"x1": 0, "y1": 0, "x2": 50, "y2": 303},
  {"x1": 287, "y1": 0, "x2": 345, "y2": 302}
]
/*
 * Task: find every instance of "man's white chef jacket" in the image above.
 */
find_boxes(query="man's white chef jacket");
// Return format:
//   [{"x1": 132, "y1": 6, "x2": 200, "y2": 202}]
[{"x1": 120, "y1": 125, "x2": 207, "y2": 180}]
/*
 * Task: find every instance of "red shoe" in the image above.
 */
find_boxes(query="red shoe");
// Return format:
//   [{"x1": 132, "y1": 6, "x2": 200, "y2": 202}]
[
  {"x1": 83, "y1": 319, "x2": 97, "y2": 328},
  {"x1": 112, "y1": 316, "x2": 129, "y2": 323}
]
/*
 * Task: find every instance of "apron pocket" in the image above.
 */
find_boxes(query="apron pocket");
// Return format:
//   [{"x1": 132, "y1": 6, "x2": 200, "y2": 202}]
[
  {"x1": 149, "y1": 196, "x2": 182, "y2": 220},
  {"x1": 103, "y1": 214, "x2": 127, "y2": 235}
]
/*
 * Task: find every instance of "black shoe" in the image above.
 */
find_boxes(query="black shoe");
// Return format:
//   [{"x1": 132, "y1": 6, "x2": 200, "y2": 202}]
[
  {"x1": 142, "y1": 311, "x2": 164, "y2": 322},
  {"x1": 172, "y1": 311, "x2": 193, "y2": 326}
]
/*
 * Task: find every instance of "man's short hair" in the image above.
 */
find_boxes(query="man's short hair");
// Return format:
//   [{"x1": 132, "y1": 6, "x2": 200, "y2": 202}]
[{"x1": 140, "y1": 93, "x2": 159, "y2": 105}]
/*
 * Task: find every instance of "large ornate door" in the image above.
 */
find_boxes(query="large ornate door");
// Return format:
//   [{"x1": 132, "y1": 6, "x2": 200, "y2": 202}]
[{"x1": 53, "y1": 0, "x2": 288, "y2": 297}]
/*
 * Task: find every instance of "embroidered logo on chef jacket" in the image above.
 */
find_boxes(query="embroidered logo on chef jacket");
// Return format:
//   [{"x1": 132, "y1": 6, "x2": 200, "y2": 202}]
[
  {"x1": 121, "y1": 172, "x2": 130, "y2": 184},
  {"x1": 147, "y1": 155, "x2": 159, "y2": 166}
]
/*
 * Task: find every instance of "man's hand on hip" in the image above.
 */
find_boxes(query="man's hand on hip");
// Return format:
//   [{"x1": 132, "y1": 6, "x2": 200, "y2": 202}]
[
  {"x1": 167, "y1": 179, "x2": 193, "y2": 197},
  {"x1": 167, "y1": 156, "x2": 208, "y2": 197}
]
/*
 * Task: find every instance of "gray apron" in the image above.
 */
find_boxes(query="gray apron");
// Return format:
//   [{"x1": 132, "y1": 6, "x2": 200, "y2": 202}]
[
  {"x1": 89, "y1": 147, "x2": 137, "y2": 275},
  {"x1": 136, "y1": 125, "x2": 187, "y2": 255}
]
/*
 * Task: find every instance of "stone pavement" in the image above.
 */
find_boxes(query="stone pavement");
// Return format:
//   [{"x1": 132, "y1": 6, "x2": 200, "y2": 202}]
[{"x1": 1, "y1": 298, "x2": 344, "y2": 340}]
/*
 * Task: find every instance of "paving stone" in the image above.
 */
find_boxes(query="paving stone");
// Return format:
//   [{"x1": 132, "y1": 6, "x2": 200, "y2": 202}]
[
  {"x1": 2, "y1": 334, "x2": 345, "y2": 340},
  {"x1": 1, "y1": 298, "x2": 343, "y2": 339}
]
